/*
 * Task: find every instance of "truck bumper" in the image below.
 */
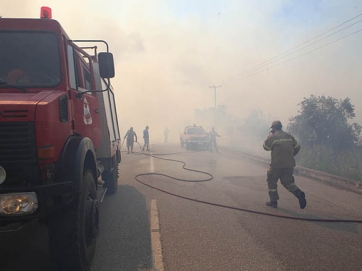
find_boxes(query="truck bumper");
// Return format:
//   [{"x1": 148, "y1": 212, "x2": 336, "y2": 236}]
[
  {"x1": 0, "y1": 181, "x2": 73, "y2": 224},
  {"x1": 189, "y1": 141, "x2": 210, "y2": 148}
]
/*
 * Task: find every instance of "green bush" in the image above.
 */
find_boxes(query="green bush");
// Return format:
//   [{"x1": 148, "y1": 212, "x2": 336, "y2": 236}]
[{"x1": 296, "y1": 145, "x2": 362, "y2": 181}]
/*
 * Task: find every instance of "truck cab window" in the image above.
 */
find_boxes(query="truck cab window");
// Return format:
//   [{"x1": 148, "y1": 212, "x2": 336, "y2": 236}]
[
  {"x1": 0, "y1": 31, "x2": 61, "y2": 87},
  {"x1": 67, "y1": 44, "x2": 77, "y2": 89},
  {"x1": 83, "y1": 67, "x2": 92, "y2": 91},
  {"x1": 70, "y1": 48, "x2": 93, "y2": 92}
]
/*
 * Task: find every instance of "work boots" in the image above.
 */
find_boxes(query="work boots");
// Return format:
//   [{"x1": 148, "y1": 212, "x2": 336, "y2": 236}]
[
  {"x1": 266, "y1": 201, "x2": 278, "y2": 208},
  {"x1": 295, "y1": 190, "x2": 307, "y2": 209}
]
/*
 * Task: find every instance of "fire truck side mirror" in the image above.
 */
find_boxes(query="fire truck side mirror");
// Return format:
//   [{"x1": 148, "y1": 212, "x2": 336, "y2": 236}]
[{"x1": 98, "y1": 52, "x2": 115, "y2": 79}]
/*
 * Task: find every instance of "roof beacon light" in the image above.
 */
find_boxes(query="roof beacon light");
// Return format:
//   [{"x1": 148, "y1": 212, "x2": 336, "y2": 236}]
[{"x1": 40, "y1": 6, "x2": 52, "y2": 19}]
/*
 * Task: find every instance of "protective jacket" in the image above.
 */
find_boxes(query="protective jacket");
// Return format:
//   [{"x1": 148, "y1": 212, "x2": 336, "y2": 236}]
[{"x1": 263, "y1": 130, "x2": 300, "y2": 168}]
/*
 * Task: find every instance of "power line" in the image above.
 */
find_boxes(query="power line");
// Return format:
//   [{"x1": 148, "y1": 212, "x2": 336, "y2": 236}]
[
  {"x1": 226, "y1": 27, "x2": 362, "y2": 82},
  {"x1": 223, "y1": 12, "x2": 362, "y2": 84},
  {"x1": 219, "y1": 27, "x2": 362, "y2": 107},
  {"x1": 228, "y1": 18, "x2": 362, "y2": 84},
  {"x1": 222, "y1": 12, "x2": 362, "y2": 85}
]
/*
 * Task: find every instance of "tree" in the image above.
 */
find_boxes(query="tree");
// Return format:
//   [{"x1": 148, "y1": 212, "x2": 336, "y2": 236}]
[
  {"x1": 194, "y1": 104, "x2": 230, "y2": 129},
  {"x1": 287, "y1": 95, "x2": 361, "y2": 152},
  {"x1": 241, "y1": 109, "x2": 271, "y2": 141}
]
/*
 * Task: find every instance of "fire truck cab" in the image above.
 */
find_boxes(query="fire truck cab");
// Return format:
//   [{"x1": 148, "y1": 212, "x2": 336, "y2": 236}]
[{"x1": 0, "y1": 7, "x2": 121, "y2": 271}]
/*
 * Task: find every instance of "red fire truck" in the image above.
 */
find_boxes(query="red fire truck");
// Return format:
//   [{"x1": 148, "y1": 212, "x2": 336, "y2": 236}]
[
  {"x1": 0, "y1": 7, "x2": 121, "y2": 270},
  {"x1": 180, "y1": 125, "x2": 210, "y2": 150}
]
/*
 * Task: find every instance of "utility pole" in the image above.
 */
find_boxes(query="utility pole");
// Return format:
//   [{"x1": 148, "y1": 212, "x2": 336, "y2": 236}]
[{"x1": 209, "y1": 85, "x2": 222, "y2": 110}]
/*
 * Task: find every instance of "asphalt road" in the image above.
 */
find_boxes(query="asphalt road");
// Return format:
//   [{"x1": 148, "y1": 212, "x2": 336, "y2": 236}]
[{"x1": 1, "y1": 142, "x2": 362, "y2": 271}]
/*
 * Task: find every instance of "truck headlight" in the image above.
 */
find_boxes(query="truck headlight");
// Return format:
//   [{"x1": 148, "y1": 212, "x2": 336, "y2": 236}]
[
  {"x1": 0, "y1": 193, "x2": 38, "y2": 215},
  {"x1": 0, "y1": 166, "x2": 6, "y2": 185}
]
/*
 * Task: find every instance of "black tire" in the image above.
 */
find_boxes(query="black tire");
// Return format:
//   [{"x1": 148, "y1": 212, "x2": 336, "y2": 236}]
[
  {"x1": 103, "y1": 164, "x2": 119, "y2": 194},
  {"x1": 49, "y1": 169, "x2": 99, "y2": 271}
]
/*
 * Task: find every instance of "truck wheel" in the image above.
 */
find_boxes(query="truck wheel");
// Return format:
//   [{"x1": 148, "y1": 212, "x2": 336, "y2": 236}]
[
  {"x1": 49, "y1": 169, "x2": 99, "y2": 271},
  {"x1": 185, "y1": 142, "x2": 190, "y2": 150},
  {"x1": 180, "y1": 139, "x2": 184, "y2": 147},
  {"x1": 103, "y1": 164, "x2": 119, "y2": 194}
]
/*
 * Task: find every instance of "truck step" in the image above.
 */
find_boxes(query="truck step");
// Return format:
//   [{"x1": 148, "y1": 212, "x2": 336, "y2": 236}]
[{"x1": 96, "y1": 187, "x2": 107, "y2": 203}]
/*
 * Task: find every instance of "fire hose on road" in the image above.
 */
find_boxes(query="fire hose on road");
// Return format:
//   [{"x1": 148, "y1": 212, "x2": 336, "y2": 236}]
[{"x1": 133, "y1": 151, "x2": 362, "y2": 224}]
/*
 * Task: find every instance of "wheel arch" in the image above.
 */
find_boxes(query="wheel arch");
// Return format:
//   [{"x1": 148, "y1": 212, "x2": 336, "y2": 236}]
[{"x1": 56, "y1": 136, "x2": 97, "y2": 192}]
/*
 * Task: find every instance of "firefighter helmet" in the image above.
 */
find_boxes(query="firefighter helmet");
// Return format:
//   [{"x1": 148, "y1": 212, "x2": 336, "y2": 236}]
[{"x1": 270, "y1": 120, "x2": 282, "y2": 128}]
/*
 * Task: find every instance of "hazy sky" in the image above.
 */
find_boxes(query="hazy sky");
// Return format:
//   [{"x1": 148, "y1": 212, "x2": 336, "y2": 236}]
[{"x1": 1, "y1": 0, "x2": 362, "y2": 140}]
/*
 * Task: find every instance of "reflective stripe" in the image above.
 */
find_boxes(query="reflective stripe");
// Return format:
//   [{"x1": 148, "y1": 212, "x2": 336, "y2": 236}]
[
  {"x1": 263, "y1": 143, "x2": 271, "y2": 151},
  {"x1": 270, "y1": 138, "x2": 293, "y2": 148},
  {"x1": 268, "y1": 189, "x2": 277, "y2": 192}
]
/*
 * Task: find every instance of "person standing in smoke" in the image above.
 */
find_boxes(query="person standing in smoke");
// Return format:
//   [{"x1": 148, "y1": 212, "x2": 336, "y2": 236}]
[
  {"x1": 164, "y1": 127, "x2": 170, "y2": 143},
  {"x1": 263, "y1": 120, "x2": 306, "y2": 209},
  {"x1": 143, "y1": 126, "x2": 150, "y2": 151},
  {"x1": 124, "y1": 127, "x2": 137, "y2": 154},
  {"x1": 209, "y1": 127, "x2": 221, "y2": 153}
]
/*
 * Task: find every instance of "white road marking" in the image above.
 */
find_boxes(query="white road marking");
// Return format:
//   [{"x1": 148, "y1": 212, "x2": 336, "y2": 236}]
[
  {"x1": 150, "y1": 199, "x2": 164, "y2": 271},
  {"x1": 150, "y1": 154, "x2": 154, "y2": 172}
]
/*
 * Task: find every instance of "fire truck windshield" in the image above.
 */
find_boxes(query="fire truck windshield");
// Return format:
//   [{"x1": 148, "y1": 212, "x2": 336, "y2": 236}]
[
  {"x1": 187, "y1": 127, "x2": 206, "y2": 134},
  {"x1": 0, "y1": 31, "x2": 61, "y2": 88}
]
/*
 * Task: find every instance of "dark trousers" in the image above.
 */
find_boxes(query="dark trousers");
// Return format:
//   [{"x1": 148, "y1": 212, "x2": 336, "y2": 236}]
[
  {"x1": 143, "y1": 138, "x2": 149, "y2": 150},
  {"x1": 127, "y1": 140, "x2": 134, "y2": 153},
  {"x1": 209, "y1": 140, "x2": 218, "y2": 151},
  {"x1": 267, "y1": 167, "x2": 300, "y2": 202}
]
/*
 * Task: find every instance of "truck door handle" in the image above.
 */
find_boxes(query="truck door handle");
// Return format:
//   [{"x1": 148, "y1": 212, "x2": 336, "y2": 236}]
[{"x1": 94, "y1": 109, "x2": 100, "y2": 114}]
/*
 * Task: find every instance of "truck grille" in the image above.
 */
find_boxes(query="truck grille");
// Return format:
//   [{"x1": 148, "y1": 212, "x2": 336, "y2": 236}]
[
  {"x1": 190, "y1": 136, "x2": 208, "y2": 141},
  {"x1": 0, "y1": 122, "x2": 39, "y2": 186},
  {"x1": 2, "y1": 110, "x2": 29, "y2": 118}
]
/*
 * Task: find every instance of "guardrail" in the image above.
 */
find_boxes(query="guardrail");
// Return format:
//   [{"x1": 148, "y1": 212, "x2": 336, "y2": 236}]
[{"x1": 220, "y1": 147, "x2": 362, "y2": 195}]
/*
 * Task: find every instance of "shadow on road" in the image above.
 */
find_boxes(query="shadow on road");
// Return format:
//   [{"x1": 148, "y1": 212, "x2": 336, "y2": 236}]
[
  {"x1": 91, "y1": 184, "x2": 153, "y2": 271},
  {"x1": 0, "y1": 184, "x2": 153, "y2": 271}
]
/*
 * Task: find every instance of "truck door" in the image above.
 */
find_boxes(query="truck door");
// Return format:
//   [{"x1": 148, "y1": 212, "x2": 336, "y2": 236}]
[{"x1": 67, "y1": 44, "x2": 101, "y2": 147}]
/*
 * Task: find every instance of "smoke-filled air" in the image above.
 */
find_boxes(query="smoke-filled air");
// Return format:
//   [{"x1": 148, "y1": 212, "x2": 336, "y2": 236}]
[{"x1": 2, "y1": 0, "x2": 362, "y2": 158}]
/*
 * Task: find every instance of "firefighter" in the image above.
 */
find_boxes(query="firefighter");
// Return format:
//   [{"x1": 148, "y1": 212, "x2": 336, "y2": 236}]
[
  {"x1": 209, "y1": 127, "x2": 221, "y2": 153},
  {"x1": 124, "y1": 127, "x2": 137, "y2": 154},
  {"x1": 164, "y1": 127, "x2": 170, "y2": 143},
  {"x1": 263, "y1": 120, "x2": 306, "y2": 209},
  {"x1": 143, "y1": 126, "x2": 150, "y2": 151}
]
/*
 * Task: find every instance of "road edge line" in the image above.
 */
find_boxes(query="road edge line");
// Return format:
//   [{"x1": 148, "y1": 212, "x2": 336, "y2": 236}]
[{"x1": 150, "y1": 199, "x2": 165, "y2": 271}]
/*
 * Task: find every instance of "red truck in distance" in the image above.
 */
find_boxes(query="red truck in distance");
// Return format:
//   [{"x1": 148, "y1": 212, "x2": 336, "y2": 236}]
[
  {"x1": 0, "y1": 7, "x2": 121, "y2": 271},
  {"x1": 180, "y1": 125, "x2": 210, "y2": 150}
]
